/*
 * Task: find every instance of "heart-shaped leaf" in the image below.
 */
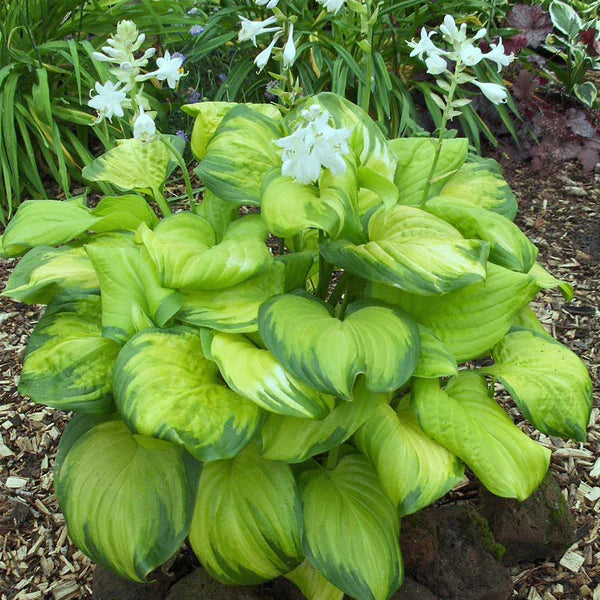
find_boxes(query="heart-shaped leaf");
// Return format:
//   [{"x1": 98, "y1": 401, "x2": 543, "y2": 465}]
[
  {"x1": 259, "y1": 294, "x2": 420, "y2": 399},
  {"x1": 258, "y1": 378, "x2": 389, "y2": 463},
  {"x1": 321, "y1": 205, "x2": 489, "y2": 295},
  {"x1": 354, "y1": 401, "x2": 464, "y2": 515},
  {"x1": 91, "y1": 195, "x2": 159, "y2": 233},
  {"x1": 412, "y1": 373, "x2": 550, "y2": 500},
  {"x1": 55, "y1": 415, "x2": 200, "y2": 582},
  {"x1": 189, "y1": 443, "x2": 302, "y2": 584},
  {"x1": 414, "y1": 326, "x2": 458, "y2": 378},
  {"x1": 19, "y1": 293, "x2": 119, "y2": 414},
  {"x1": 369, "y1": 262, "x2": 538, "y2": 362},
  {"x1": 298, "y1": 453, "x2": 403, "y2": 600},
  {"x1": 114, "y1": 327, "x2": 262, "y2": 461},
  {"x1": 285, "y1": 560, "x2": 344, "y2": 600},
  {"x1": 482, "y1": 329, "x2": 593, "y2": 441},
  {"x1": 138, "y1": 213, "x2": 272, "y2": 291}
]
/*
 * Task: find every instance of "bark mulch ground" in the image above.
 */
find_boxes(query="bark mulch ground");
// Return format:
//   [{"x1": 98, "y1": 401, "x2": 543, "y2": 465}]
[{"x1": 0, "y1": 157, "x2": 598, "y2": 600}]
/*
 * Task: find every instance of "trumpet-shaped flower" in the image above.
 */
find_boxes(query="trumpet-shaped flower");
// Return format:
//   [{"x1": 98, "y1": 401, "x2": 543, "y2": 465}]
[
  {"x1": 425, "y1": 53, "x2": 448, "y2": 75},
  {"x1": 283, "y1": 24, "x2": 296, "y2": 68},
  {"x1": 407, "y1": 27, "x2": 442, "y2": 60},
  {"x1": 458, "y1": 43, "x2": 483, "y2": 66},
  {"x1": 238, "y1": 16, "x2": 282, "y2": 46},
  {"x1": 256, "y1": 0, "x2": 280, "y2": 7},
  {"x1": 147, "y1": 50, "x2": 185, "y2": 89},
  {"x1": 472, "y1": 80, "x2": 508, "y2": 104},
  {"x1": 88, "y1": 81, "x2": 126, "y2": 122},
  {"x1": 316, "y1": 0, "x2": 345, "y2": 13},
  {"x1": 254, "y1": 35, "x2": 281, "y2": 72},
  {"x1": 133, "y1": 107, "x2": 156, "y2": 141},
  {"x1": 484, "y1": 38, "x2": 515, "y2": 72}
]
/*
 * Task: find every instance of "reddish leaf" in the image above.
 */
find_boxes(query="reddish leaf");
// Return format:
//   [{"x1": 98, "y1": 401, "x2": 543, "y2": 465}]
[
  {"x1": 512, "y1": 70, "x2": 539, "y2": 101},
  {"x1": 507, "y1": 4, "x2": 553, "y2": 48},
  {"x1": 504, "y1": 34, "x2": 529, "y2": 55},
  {"x1": 579, "y1": 28, "x2": 600, "y2": 56},
  {"x1": 566, "y1": 109, "x2": 596, "y2": 138}
]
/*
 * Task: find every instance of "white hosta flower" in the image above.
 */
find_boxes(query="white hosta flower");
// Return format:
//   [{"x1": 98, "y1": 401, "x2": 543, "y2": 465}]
[
  {"x1": 275, "y1": 104, "x2": 352, "y2": 185},
  {"x1": 458, "y1": 43, "x2": 483, "y2": 66},
  {"x1": 254, "y1": 35, "x2": 281, "y2": 72},
  {"x1": 238, "y1": 16, "x2": 282, "y2": 46},
  {"x1": 133, "y1": 107, "x2": 156, "y2": 141},
  {"x1": 283, "y1": 23, "x2": 296, "y2": 68},
  {"x1": 407, "y1": 27, "x2": 442, "y2": 60},
  {"x1": 147, "y1": 50, "x2": 185, "y2": 89},
  {"x1": 484, "y1": 38, "x2": 515, "y2": 72},
  {"x1": 473, "y1": 80, "x2": 508, "y2": 104},
  {"x1": 92, "y1": 20, "x2": 153, "y2": 68},
  {"x1": 440, "y1": 15, "x2": 468, "y2": 44},
  {"x1": 256, "y1": 0, "x2": 280, "y2": 7},
  {"x1": 88, "y1": 81, "x2": 126, "y2": 122},
  {"x1": 425, "y1": 53, "x2": 448, "y2": 75},
  {"x1": 316, "y1": 0, "x2": 345, "y2": 13}
]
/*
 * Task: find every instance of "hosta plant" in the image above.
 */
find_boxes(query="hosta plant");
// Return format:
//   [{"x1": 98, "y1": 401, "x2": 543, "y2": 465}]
[{"x1": 1, "y1": 92, "x2": 592, "y2": 600}]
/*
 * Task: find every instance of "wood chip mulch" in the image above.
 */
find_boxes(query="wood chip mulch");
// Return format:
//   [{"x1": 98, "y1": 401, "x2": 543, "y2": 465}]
[{"x1": 0, "y1": 158, "x2": 598, "y2": 600}]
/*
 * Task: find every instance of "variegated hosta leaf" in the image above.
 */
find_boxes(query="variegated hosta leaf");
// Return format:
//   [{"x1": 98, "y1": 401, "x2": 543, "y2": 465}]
[
  {"x1": 204, "y1": 330, "x2": 333, "y2": 419},
  {"x1": 412, "y1": 374, "x2": 551, "y2": 500},
  {"x1": 55, "y1": 415, "x2": 200, "y2": 582},
  {"x1": 438, "y1": 158, "x2": 518, "y2": 220},
  {"x1": 511, "y1": 305, "x2": 551, "y2": 337},
  {"x1": 183, "y1": 101, "x2": 282, "y2": 161},
  {"x1": 2, "y1": 200, "x2": 99, "y2": 256},
  {"x1": 189, "y1": 443, "x2": 302, "y2": 584},
  {"x1": 82, "y1": 138, "x2": 171, "y2": 195},
  {"x1": 85, "y1": 244, "x2": 183, "y2": 343},
  {"x1": 2, "y1": 245, "x2": 98, "y2": 304},
  {"x1": 114, "y1": 328, "x2": 262, "y2": 461},
  {"x1": 19, "y1": 293, "x2": 119, "y2": 414},
  {"x1": 414, "y1": 326, "x2": 458, "y2": 378},
  {"x1": 260, "y1": 162, "x2": 363, "y2": 242},
  {"x1": 354, "y1": 401, "x2": 464, "y2": 515},
  {"x1": 321, "y1": 205, "x2": 489, "y2": 295},
  {"x1": 528, "y1": 262, "x2": 574, "y2": 301},
  {"x1": 195, "y1": 190, "x2": 239, "y2": 243},
  {"x1": 91, "y1": 195, "x2": 159, "y2": 233},
  {"x1": 369, "y1": 262, "x2": 538, "y2": 362},
  {"x1": 259, "y1": 294, "x2": 420, "y2": 399},
  {"x1": 138, "y1": 213, "x2": 272, "y2": 291},
  {"x1": 390, "y1": 137, "x2": 468, "y2": 206},
  {"x1": 177, "y1": 261, "x2": 285, "y2": 333},
  {"x1": 298, "y1": 453, "x2": 403, "y2": 600},
  {"x1": 482, "y1": 329, "x2": 593, "y2": 442},
  {"x1": 195, "y1": 105, "x2": 284, "y2": 205},
  {"x1": 285, "y1": 560, "x2": 344, "y2": 600},
  {"x1": 426, "y1": 196, "x2": 538, "y2": 273},
  {"x1": 258, "y1": 378, "x2": 390, "y2": 463},
  {"x1": 357, "y1": 166, "x2": 399, "y2": 210},
  {"x1": 290, "y1": 92, "x2": 398, "y2": 180}
]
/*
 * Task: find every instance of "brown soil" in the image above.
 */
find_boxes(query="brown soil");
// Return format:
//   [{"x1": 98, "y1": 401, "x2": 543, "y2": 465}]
[{"x1": 0, "y1": 158, "x2": 598, "y2": 600}]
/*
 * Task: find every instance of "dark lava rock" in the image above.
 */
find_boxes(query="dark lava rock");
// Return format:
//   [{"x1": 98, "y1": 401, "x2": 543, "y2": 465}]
[
  {"x1": 401, "y1": 504, "x2": 512, "y2": 600},
  {"x1": 391, "y1": 577, "x2": 439, "y2": 599},
  {"x1": 93, "y1": 566, "x2": 169, "y2": 600},
  {"x1": 10, "y1": 500, "x2": 31, "y2": 527},
  {"x1": 167, "y1": 568, "x2": 263, "y2": 600},
  {"x1": 479, "y1": 471, "x2": 576, "y2": 565}
]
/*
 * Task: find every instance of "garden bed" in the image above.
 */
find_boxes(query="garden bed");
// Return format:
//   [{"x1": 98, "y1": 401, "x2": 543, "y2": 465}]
[{"x1": 0, "y1": 157, "x2": 598, "y2": 600}]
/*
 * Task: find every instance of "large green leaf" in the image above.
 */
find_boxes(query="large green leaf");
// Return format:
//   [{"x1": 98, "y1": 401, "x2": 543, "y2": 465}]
[
  {"x1": 114, "y1": 328, "x2": 262, "y2": 461},
  {"x1": 85, "y1": 244, "x2": 183, "y2": 343},
  {"x1": 55, "y1": 415, "x2": 200, "y2": 582},
  {"x1": 298, "y1": 453, "x2": 403, "y2": 600},
  {"x1": 2, "y1": 245, "x2": 98, "y2": 304},
  {"x1": 426, "y1": 196, "x2": 537, "y2": 272},
  {"x1": 482, "y1": 329, "x2": 593, "y2": 442},
  {"x1": 390, "y1": 137, "x2": 468, "y2": 206},
  {"x1": 177, "y1": 261, "x2": 285, "y2": 333},
  {"x1": 19, "y1": 293, "x2": 119, "y2": 414},
  {"x1": 321, "y1": 205, "x2": 488, "y2": 295},
  {"x1": 204, "y1": 330, "x2": 333, "y2": 419},
  {"x1": 369, "y1": 262, "x2": 538, "y2": 362},
  {"x1": 183, "y1": 101, "x2": 282, "y2": 161},
  {"x1": 438, "y1": 158, "x2": 517, "y2": 220},
  {"x1": 285, "y1": 560, "x2": 344, "y2": 600},
  {"x1": 412, "y1": 374, "x2": 550, "y2": 500},
  {"x1": 259, "y1": 294, "x2": 420, "y2": 399},
  {"x1": 189, "y1": 443, "x2": 302, "y2": 584},
  {"x1": 91, "y1": 195, "x2": 159, "y2": 233},
  {"x1": 260, "y1": 162, "x2": 363, "y2": 242},
  {"x1": 82, "y1": 138, "x2": 171, "y2": 195},
  {"x1": 195, "y1": 190, "x2": 239, "y2": 243},
  {"x1": 138, "y1": 213, "x2": 272, "y2": 291},
  {"x1": 354, "y1": 401, "x2": 464, "y2": 515},
  {"x1": 414, "y1": 326, "x2": 458, "y2": 378},
  {"x1": 195, "y1": 105, "x2": 284, "y2": 205},
  {"x1": 258, "y1": 378, "x2": 390, "y2": 463},
  {"x1": 2, "y1": 200, "x2": 98, "y2": 256},
  {"x1": 529, "y1": 262, "x2": 574, "y2": 301}
]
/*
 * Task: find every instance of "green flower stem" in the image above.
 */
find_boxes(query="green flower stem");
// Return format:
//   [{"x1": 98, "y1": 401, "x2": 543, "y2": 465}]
[
  {"x1": 339, "y1": 275, "x2": 353, "y2": 319},
  {"x1": 358, "y1": 0, "x2": 374, "y2": 114},
  {"x1": 160, "y1": 135, "x2": 197, "y2": 213},
  {"x1": 316, "y1": 232, "x2": 333, "y2": 299},
  {"x1": 419, "y1": 67, "x2": 461, "y2": 208},
  {"x1": 151, "y1": 188, "x2": 171, "y2": 218},
  {"x1": 326, "y1": 445, "x2": 340, "y2": 469},
  {"x1": 327, "y1": 272, "x2": 349, "y2": 307}
]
